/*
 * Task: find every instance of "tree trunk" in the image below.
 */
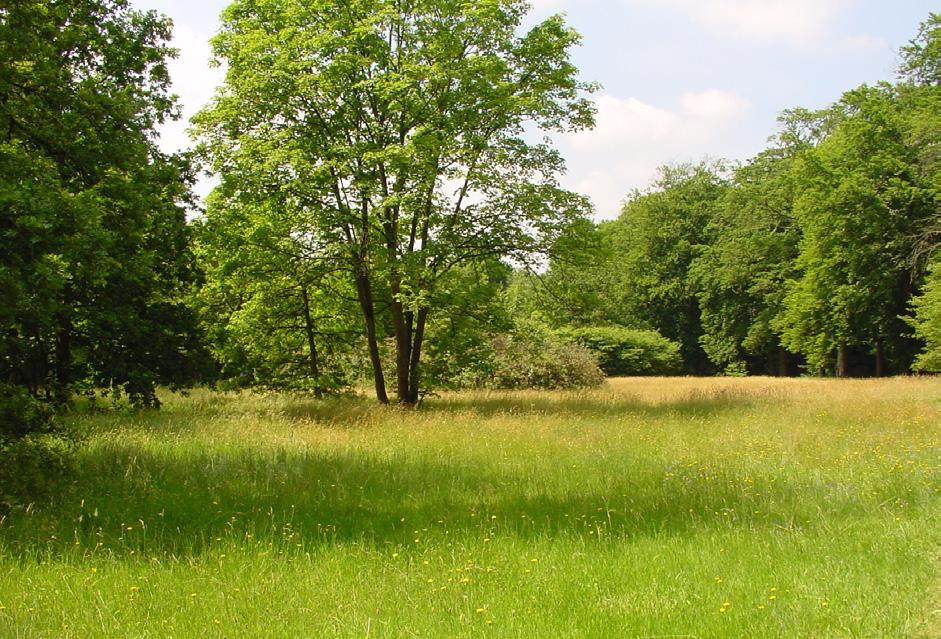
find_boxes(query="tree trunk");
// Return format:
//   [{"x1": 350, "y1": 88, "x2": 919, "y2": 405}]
[
  {"x1": 354, "y1": 272, "x2": 388, "y2": 404},
  {"x1": 382, "y1": 206, "x2": 418, "y2": 407},
  {"x1": 390, "y1": 294, "x2": 413, "y2": 406},
  {"x1": 836, "y1": 343, "x2": 849, "y2": 378},
  {"x1": 874, "y1": 341, "x2": 885, "y2": 378},
  {"x1": 300, "y1": 286, "x2": 323, "y2": 399},
  {"x1": 406, "y1": 307, "x2": 428, "y2": 406},
  {"x1": 777, "y1": 347, "x2": 788, "y2": 378},
  {"x1": 54, "y1": 288, "x2": 73, "y2": 404}
]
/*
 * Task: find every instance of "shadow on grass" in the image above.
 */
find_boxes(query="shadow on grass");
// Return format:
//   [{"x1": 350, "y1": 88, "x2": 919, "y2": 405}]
[
  {"x1": 67, "y1": 386, "x2": 759, "y2": 432},
  {"x1": 281, "y1": 390, "x2": 757, "y2": 426},
  {"x1": 0, "y1": 437, "x2": 891, "y2": 561}
]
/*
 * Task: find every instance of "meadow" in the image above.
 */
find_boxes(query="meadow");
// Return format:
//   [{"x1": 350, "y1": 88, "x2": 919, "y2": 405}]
[{"x1": 0, "y1": 377, "x2": 939, "y2": 638}]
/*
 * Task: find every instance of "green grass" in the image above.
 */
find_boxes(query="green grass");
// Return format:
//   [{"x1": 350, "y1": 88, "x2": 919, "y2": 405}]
[{"x1": 1, "y1": 377, "x2": 939, "y2": 638}]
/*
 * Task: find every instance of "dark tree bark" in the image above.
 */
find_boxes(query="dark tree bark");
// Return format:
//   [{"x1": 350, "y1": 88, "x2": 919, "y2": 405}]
[
  {"x1": 389, "y1": 287, "x2": 413, "y2": 405},
  {"x1": 354, "y1": 271, "x2": 388, "y2": 404},
  {"x1": 54, "y1": 317, "x2": 71, "y2": 404},
  {"x1": 53, "y1": 286, "x2": 74, "y2": 404},
  {"x1": 875, "y1": 341, "x2": 885, "y2": 377},
  {"x1": 300, "y1": 285, "x2": 323, "y2": 398},
  {"x1": 406, "y1": 307, "x2": 429, "y2": 405},
  {"x1": 836, "y1": 343, "x2": 849, "y2": 378}
]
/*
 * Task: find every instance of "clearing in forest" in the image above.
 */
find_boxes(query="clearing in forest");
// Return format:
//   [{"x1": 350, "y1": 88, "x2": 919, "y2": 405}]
[{"x1": 0, "y1": 377, "x2": 939, "y2": 638}]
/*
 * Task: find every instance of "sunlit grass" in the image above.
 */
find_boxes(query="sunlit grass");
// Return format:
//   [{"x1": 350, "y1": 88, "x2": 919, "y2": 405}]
[{"x1": 0, "y1": 377, "x2": 939, "y2": 637}]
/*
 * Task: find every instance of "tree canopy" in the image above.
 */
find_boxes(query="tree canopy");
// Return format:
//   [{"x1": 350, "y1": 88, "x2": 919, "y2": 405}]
[
  {"x1": 0, "y1": 0, "x2": 204, "y2": 409},
  {"x1": 4, "y1": 4, "x2": 941, "y2": 433},
  {"x1": 195, "y1": 0, "x2": 596, "y2": 404}
]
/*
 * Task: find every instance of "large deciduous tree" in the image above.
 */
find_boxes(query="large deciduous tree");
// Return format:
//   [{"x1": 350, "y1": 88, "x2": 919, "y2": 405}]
[
  {"x1": 195, "y1": 0, "x2": 595, "y2": 405},
  {"x1": 689, "y1": 109, "x2": 834, "y2": 376},
  {"x1": 606, "y1": 162, "x2": 729, "y2": 374},
  {"x1": 691, "y1": 149, "x2": 801, "y2": 376},
  {"x1": 0, "y1": 0, "x2": 203, "y2": 407},
  {"x1": 193, "y1": 187, "x2": 360, "y2": 395},
  {"x1": 901, "y1": 14, "x2": 941, "y2": 372},
  {"x1": 777, "y1": 86, "x2": 935, "y2": 376}
]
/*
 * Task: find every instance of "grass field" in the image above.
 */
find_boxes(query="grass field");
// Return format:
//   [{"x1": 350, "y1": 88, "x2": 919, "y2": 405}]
[{"x1": 0, "y1": 377, "x2": 939, "y2": 638}]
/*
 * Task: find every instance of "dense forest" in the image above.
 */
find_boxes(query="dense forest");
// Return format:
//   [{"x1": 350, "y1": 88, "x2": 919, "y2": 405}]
[{"x1": 1, "y1": 0, "x2": 939, "y2": 438}]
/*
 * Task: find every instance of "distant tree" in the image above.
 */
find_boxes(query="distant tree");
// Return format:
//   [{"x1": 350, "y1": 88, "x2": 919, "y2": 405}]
[
  {"x1": 419, "y1": 258, "x2": 514, "y2": 388},
  {"x1": 606, "y1": 162, "x2": 729, "y2": 374},
  {"x1": 899, "y1": 13, "x2": 940, "y2": 87},
  {"x1": 900, "y1": 14, "x2": 941, "y2": 372},
  {"x1": 0, "y1": 0, "x2": 202, "y2": 407},
  {"x1": 194, "y1": 188, "x2": 360, "y2": 396},
  {"x1": 910, "y1": 257, "x2": 941, "y2": 372},
  {"x1": 899, "y1": 14, "x2": 941, "y2": 269},
  {"x1": 504, "y1": 218, "x2": 622, "y2": 329},
  {"x1": 777, "y1": 86, "x2": 935, "y2": 376},
  {"x1": 689, "y1": 109, "x2": 835, "y2": 376},
  {"x1": 555, "y1": 325, "x2": 681, "y2": 376},
  {"x1": 691, "y1": 150, "x2": 800, "y2": 375},
  {"x1": 196, "y1": 0, "x2": 595, "y2": 405}
]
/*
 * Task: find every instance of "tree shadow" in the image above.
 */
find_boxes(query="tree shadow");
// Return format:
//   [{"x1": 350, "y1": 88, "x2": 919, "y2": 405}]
[
  {"x1": 0, "y1": 438, "x2": 883, "y2": 560},
  {"x1": 279, "y1": 389, "x2": 757, "y2": 426},
  {"x1": 421, "y1": 393, "x2": 752, "y2": 420}
]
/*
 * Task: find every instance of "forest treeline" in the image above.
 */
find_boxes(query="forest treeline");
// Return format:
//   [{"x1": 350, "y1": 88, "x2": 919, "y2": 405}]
[
  {"x1": 1, "y1": 1, "x2": 939, "y2": 444},
  {"x1": 524, "y1": 62, "x2": 941, "y2": 378}
]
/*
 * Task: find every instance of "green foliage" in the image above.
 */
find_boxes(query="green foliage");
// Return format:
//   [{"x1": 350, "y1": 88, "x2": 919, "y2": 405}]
[
  {"x1": 0, "y1": 0, "x2": 203, "y2": 405},
  {"x1": 483, "y1": 332, "x2": 605, "y2": 390},
  {"x1": 0, "y1": 437, "x2": 73, "y2": 507},
  {"x1": 0, "y1": 384, "x2": 72, "y2": 504},
  {"x1": 417, "y1": 260, "x2": 514, "y2": 390},
  {"x1": 899, "y1": 13, "x2": 941, "y2": 86},
  {"x1": 899, "y1": 15, "x2": 941, "y2": 273},
  {"x1": 0, "y1": 384, "x2": 55, "y2": 445},
  {"x1": 556, "y1": 326, "x2": 681, "y2": 376},
  {"x1": 777, "y1": 85, "x2": 935, "y2": 374},
  {"x1": 511, "y1": 220, "x2": 622, "y2": 329},
  {"x1": 195, "y1": 0, "x2": 596, "y2": 404},
  {"x1": 910, "y1": 257, "x2": 941, "y2": 371},
  {"x1": 193, "y1": 190, "x2": 360, "y2": 395}
]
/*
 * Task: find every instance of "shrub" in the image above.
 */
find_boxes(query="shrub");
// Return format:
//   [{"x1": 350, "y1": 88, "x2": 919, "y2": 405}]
[
  {"x1": 485, "y1": 334, "x2": 606, "y2": 390},
  {"x1": 0, "y1": 384, "x2": 72, "y2": 506},
  {"x1": 0, "y1": 383, "x2": 55, "y2": 444},
  {"x1": 556, "y1": 326, "x2": 682, "y2": 376},
  {"x1": 0, "y1": 437, "x2": 74, "y2": 507}
]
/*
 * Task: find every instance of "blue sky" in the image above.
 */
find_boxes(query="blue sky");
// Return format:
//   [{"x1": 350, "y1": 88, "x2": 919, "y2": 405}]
[{"x1": 130, "y1": 0, "x2": 938, "y2": 218}]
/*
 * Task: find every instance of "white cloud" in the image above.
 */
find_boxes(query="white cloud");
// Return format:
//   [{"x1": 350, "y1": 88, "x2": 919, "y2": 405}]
[
  {"x1": 158, "y1": 22, "x2": 224, "y2": 155},
  {"x1": 569, "y1": 95, "x2": 682, "y2": 151},
  {"x1": 833, "y1": 33, "x2": 889, "y2": 52},
  {"x1": 555, "y1": 90, "x2": 752, "y2": 219},
  {"x1": 681, "y1": 88, "x2": 752, "y2": 120},
  {"x1": 151, "y1": 21, "x2": 225, "y2": 205},
  {"x1": 631, "y1": 0, "x2": 850, "y2": 47}
]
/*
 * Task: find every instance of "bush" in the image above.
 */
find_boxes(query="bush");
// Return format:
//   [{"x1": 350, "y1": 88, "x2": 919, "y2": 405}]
[
  {"x1": 556, "y1": 326, "x2": 682, "y2": 376},
  {"x1": 422, "y1": 317, "x2": 605, "y2": 391},
  {"x1": 0, "y1": 384, "x2": 72, "y2": 506},
  {"x1": 0, "y1": 383, "x2": 55, "y2": 444},
  {"x1": 485, "y1": 334, "x2": 606, "y2": 390},
  {"x1": 0, "y1": 437, "x2": 74, "y2": 507}
]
